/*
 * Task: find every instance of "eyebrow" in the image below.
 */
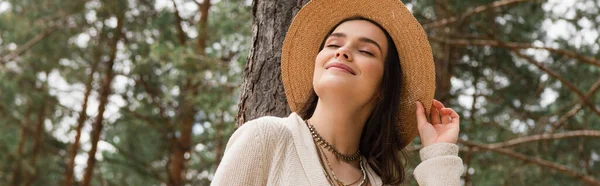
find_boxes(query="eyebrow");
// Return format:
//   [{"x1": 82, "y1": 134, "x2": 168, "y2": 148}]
[{"x1": 328, "y1": 32, "x2": 383, "y2": 54}]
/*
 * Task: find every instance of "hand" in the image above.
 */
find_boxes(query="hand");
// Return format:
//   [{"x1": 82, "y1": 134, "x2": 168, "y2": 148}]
[{"x1": 415, "y1": 99, "x2": 460, "y2": 147}]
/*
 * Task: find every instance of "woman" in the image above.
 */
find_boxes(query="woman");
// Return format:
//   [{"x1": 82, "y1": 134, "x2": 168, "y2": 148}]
[{"x1": 212, "y1": 0, "x2": 463, "y2": 185}]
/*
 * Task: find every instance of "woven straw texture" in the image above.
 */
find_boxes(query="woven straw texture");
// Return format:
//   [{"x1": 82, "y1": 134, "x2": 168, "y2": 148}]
[{"x1": 281, "y1": 0, "x2": 436, "y2": 149}]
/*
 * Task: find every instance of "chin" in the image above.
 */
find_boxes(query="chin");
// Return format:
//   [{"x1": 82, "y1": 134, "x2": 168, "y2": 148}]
[
  {"x1": 313, "y1": 78, "x2": 355, "y2": 98},
  {"x1": 313, "y1": 70, "x2": 364, "y2": 99},
  {"x1": 316, "y1": 73, "x2": 353, "y2": 87}
]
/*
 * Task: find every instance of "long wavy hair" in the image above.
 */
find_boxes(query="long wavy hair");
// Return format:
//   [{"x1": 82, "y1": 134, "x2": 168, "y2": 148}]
[{"x1": 297, "y1": 17, "x2": 408, "y2": 185}]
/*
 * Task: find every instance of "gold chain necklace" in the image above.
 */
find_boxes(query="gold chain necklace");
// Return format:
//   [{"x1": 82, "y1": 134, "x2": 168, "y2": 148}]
[
  {"x1": 317, "y1": 143, "x2": 367, "y2": 186},
  {"x1": 306, "y1": 120, "x2": 361, "y2": 162}
]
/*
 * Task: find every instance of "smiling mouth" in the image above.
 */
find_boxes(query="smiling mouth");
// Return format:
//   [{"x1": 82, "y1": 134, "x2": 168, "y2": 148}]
[
  {"x1": 325, "y1": 62, "x2": 356, "y2": 75},
  {"x1": 328, "y1": 67, "x2": 354, "y2": 74}
]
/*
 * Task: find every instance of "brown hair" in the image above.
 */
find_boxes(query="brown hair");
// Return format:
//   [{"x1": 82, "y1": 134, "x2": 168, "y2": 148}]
[{"x1": 298, "y1": 17, "x2": 408, "y2": 185}]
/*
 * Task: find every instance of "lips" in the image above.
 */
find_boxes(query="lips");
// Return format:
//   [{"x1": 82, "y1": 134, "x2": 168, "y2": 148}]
[{"x1": 325, "y1": 62, "x2": 356, "y2": 75}]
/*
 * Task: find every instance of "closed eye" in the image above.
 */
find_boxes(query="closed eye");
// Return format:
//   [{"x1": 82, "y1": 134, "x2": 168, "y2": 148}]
[
  {"x1": 326, "y1": 44, "x2": 341, "y2": 48},
  {"x1": 360, "y1": 50, "x2": 374, "y2": 56}
]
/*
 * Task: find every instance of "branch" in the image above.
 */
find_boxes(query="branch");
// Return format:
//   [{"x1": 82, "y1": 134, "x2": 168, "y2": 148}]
[
  {"x1": 408, "y1": 129, "x2": 600, "y2": 152},
  {"x1": 471, "y1": 26, "x2": 600, "y2": 116},
  {"x1": 170, "y1": 0, "x2": 186, "y2": 45},
  {"x1": 549, "y1": 104, "x2": 583, "y2": 132},
  {"x1": 429, "y1": 37, "x2": 600, "y2": 67},
  {"x1": 509, "y1": 49, "x2": 600, "y2": 116},
  {"x1": 423, "y1": 0, "x2": 535, "y2": 29},
  {"x1": 103, "y1": 141, "x2": 165, "y2": 183},
  {"x1": 459, "y1": 139, "x2": 600, "y2": 185},
  {"x1": 550, "y1": 78, "x2": 600, "y2": 132},
  {"x1": 0, "y1": 26, "x2": 58, "y2": 64},
  {"x1": 487, "y1": 130, "x2": 600, "y2": 149},
  {"x1": 462, "y1": 25, "x2": 600, "y2": 132},
  {"x1": 123, "y1": 108, "x2": 170, "y2": 140},
  {"x1": 135, "y1": 76, "x2": 172, "y2": 124}
]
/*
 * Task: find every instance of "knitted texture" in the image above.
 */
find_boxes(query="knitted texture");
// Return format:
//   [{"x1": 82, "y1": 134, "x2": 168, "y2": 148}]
[
  {"x1": 419, "y1": 142, "x2": 460, "y2": 161},
  {"x1": 211, "y1": 113, "x2": 463, "y2": 185},
  {"x1": 414, "y1": 143, "x2": 464, "y2": 186}
]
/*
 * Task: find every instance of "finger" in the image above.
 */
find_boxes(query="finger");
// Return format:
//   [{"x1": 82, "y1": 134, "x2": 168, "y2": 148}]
[
  {"x1": 441, "y1": 108, "x2": 459, "y2": 124},
  {"x1": 446, "y1": 108, "x2": 460, "y2": 125},
  {"x1": 430, "y1": 106, "x2": 440, "y2": 124},
  {"x1": 441, "y1": 108, "x2": 451, "y2": 124},
  {"x1": 433, "y1": 99, "x2": 445, "y2": 108},
  {"x1": 415, "y1": 101, "x2": 428, "y2": 126}
]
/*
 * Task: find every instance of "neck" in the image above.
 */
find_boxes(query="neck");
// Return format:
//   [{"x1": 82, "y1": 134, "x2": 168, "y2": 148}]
[{"x1": 308, "y1": 97, "x2": 374, "y2": 157}]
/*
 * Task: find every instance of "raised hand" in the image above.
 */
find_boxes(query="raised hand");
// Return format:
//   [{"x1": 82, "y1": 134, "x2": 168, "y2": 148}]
[{"x1": 415, "y1": 99, "x2": 460, "y2": 147}]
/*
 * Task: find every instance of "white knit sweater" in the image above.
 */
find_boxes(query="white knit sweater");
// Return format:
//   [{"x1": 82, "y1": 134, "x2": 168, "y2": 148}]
[{"x1": 211, "y1": 113, "x2": 463, "y2": 185}]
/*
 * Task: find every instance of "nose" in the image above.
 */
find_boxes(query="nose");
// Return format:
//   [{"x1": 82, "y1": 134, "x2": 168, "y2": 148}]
[{"x1": 334, "y1": 48, "x2": 353, "y2": 61}]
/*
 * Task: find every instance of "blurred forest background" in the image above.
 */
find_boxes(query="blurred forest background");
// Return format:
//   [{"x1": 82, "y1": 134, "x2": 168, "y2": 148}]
[{"x1": 0, "y1": 0, "x2": 599, "y2": 185}]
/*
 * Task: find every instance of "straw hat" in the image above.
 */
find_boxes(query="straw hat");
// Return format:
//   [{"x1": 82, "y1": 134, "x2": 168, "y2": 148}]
[{"x1": 281, "y1": 0, "x2": 435, "y2": 149}]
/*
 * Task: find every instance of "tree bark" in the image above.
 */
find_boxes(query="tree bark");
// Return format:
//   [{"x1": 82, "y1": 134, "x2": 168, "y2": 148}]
[
  {"x1": 10, "y1": 106, "x2": 32, "y2": 186},
  {"x1": 23, "y1": 99, "x2": 48, "y2": 186},
  {"x1": 236, "y1": 0, "x2": 309, "y2": 126},
  {"x1": 81, "y1": 16, "x2": 124, "y2": 186},
  {"x1": 197, "y1": 0, "x2": 211, "y2": 53},
  {"x1": 171, "y1": 0, "x2": 186, "y2": 45},
  {"x1": 63, "y1": 28, "x2": 105, "y2": 186},
  {"x1": 168, "y1": 98, "x2": 195, "y2": 186},
  {"x1": 166, "y1": 1, "x2": 211, "y2": 185}
]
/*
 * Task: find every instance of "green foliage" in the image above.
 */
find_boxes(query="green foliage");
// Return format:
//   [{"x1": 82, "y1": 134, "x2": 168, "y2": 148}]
[
  {"x1": 0, "y1": 0, "x2": 250, "y2": 185},
  {"x1": 0, "y1": 0, "x2": 598, "y2": 185},
  {"x1": 404, "y1": 0, "x2": 600, "y2": 185}
]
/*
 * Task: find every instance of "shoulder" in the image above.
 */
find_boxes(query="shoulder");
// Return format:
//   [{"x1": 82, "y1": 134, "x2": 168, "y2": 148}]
[
  {"x1": 233, "y1": 113, "x2": 303, "y2": 146},
  {"x1": 237, "y1": 114, "x2": 292, "y2": 136},
  {"x1": 214, "y1": 114, "x2": 304, "y2": 185}
]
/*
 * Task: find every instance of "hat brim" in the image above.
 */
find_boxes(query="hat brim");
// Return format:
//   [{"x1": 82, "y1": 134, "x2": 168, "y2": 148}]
[{"x1": 281, "y1": 0, "x2": 436, "y2": 149}]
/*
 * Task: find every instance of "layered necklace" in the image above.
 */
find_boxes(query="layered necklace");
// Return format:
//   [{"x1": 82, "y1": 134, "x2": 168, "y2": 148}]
[
  {"x1": 306, "y1": 121, "x2": 361, "y2": 162},
  {"x1": 306, "y1": 120, "x2": 367, "y2": 186}
]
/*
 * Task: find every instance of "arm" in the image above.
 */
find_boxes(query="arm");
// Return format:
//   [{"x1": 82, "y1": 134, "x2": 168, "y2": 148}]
[
  {"x1": 211, "y1": 120, "x2": 270, "y2": 185},
  {"x1": 413, "y1": 142, "x2": 464, "y2": 186},
  {"x1": 414, "y1": 100, "x2": 463, "y2": 185}
]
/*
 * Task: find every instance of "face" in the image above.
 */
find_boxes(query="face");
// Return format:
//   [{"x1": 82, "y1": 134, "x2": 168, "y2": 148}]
[{"x1": 313, "y1": 20, "x2": 389, "y2": 108}]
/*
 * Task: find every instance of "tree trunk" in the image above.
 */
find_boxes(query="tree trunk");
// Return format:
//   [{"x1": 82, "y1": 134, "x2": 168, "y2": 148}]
[
  {"x1": 166, "y1": 1, "x2": 211, "y2": 185},
  {"x1": 64, "y1": 28, "x2": 105, "y2": 186},
  {"x1": 197, "y1": 0, "x2": 211, "y2": 53},
  {"x1": 10, "y1": 106, "x2": 32, "y2": 186},
  {"x1": 81, "y1": 16, "x2": 124, "y2": 186},
  {"x1": 23, "y1": 99, "x2": 47, "y2": 186},
  {"x1": 236, "y1": 0, "x2": 309, "y2": 126},
  {"x1": 168, "y1": 95, "x2": 195, "y2": 186},
  {"x1": 64, "y1": 56, "x2": 102, "y2": 186}
]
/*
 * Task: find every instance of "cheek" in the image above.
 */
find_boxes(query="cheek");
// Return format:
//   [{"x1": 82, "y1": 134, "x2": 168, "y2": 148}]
[
  {"x1": 357, "y1": 59, "x2": 384, "y2": 92},
  {"x1": 315, "y1": 49, "x2": 331, "y2": 66},
  {"x1": 313, "y1": 50, "x2": 331, "y2": 78},
  {"x1": 361, "y1": 60, "x2": 384, "y2": 83}
]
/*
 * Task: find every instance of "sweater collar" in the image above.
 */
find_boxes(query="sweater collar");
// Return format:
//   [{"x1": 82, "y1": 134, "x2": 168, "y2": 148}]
[{"x1": 287, "y1": 112, "x2": 383, "y2": 186}]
